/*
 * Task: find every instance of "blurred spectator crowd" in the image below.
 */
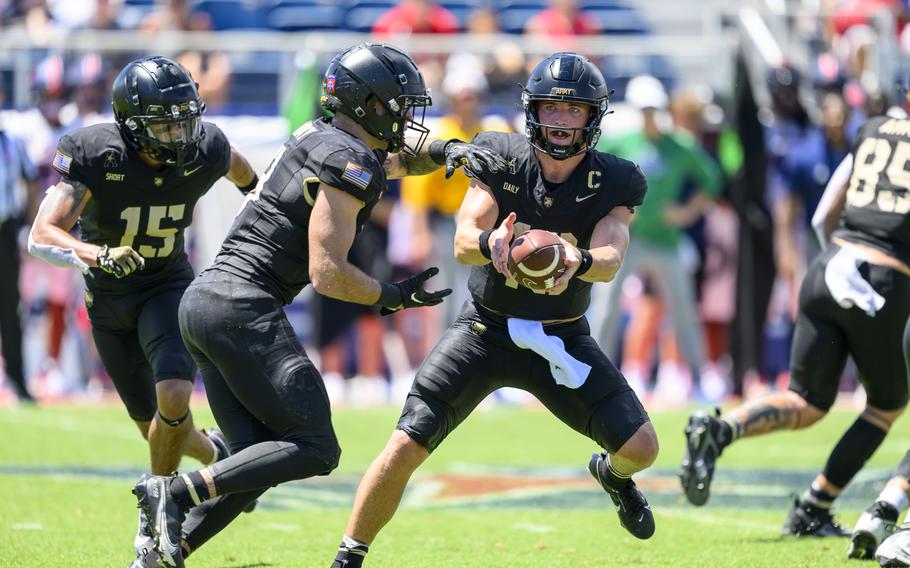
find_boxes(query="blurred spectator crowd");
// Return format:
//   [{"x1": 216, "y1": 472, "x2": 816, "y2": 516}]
[{"x1": 0, "y1": 0, "x2": 908, "y2": 408}]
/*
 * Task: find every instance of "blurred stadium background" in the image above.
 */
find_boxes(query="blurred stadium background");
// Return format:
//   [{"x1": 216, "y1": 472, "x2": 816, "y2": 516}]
[{"x1": 1, "y1": 0, "x2": 909, "y2": 566}]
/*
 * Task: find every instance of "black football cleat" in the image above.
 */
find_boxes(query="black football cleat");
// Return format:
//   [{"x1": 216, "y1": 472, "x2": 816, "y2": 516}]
[
  {"x1": 781, "y1": 498, "x2": 850, "y2": 537},
  {"x1": 330, "y1": 543, "x2": 368, "y2": 568},
  {"x1": 588, "y1": 452, "x2": 655, "y2": 539},
  {"x1": 680, "y1": 408, "x2": 726, "y2": 506},
  {"x1": 133, "y1": 474, "x2": 186, "y2": 568},
  {"x1": 848, "y1": 501, "x2": 899, "y2": 559}
]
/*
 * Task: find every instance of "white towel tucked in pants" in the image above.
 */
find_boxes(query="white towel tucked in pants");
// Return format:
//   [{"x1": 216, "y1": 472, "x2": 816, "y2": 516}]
[
  {"x1": 506, "y1": 318, "x2": 591, "y2": 389},
  {"x1": 824, "y1": 245, "x2": 885, "y2": 317}
]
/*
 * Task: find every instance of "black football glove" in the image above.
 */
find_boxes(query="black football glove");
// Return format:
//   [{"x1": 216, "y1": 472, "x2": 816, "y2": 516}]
[
  {"x1": 376, "y1": 267, "x2": 452, "y2": 315},
  {"x1": 443, "y1": 142, "x2": 509, "y2": 179},
  {"x1": 96, "y1": 244, "x2": 145, "y2": 278}
]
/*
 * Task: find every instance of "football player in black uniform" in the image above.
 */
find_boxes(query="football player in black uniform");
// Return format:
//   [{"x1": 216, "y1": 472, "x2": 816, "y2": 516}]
[
  {"x1": 128, "y1": 43, "x2": 507, "y2": 568},
  {"x1": 27, "y1": 56, "x2": 257, "y2": 566},
  {"x1": 330, "y1": 52, "x2": 656, "y2": 568},
  {"x1": 680, "y1": 110, "x2": 910, "y2": 539}
]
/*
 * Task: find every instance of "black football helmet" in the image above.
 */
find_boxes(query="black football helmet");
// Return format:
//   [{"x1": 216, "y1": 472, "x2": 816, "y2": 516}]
[
  {"x1": 522, "y1": 53, "x2": 610, "y2": 160},
  {"x1": 112, "y1": 56, "x2": 205, "y2": 170},
  {"x1": 321, "y1": 43, "x2": 431, "y2": 154}
]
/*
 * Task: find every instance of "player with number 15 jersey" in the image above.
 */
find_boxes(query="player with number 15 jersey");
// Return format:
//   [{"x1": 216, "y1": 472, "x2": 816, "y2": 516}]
[{"x1": 28, "y1": 57, "x2": 258, "y2": 487}]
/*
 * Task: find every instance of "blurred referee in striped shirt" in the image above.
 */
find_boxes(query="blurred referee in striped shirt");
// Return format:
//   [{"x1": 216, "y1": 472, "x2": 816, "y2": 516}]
[{"x1": 0, "y1": 86, "x2": 39, "y2": 403}]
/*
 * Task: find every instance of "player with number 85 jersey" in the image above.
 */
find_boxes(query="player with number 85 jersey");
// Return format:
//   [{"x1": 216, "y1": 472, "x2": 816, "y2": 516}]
[
  {"x1": 678, "y1": 109, "x2": 910, "y2": 543},
  {"x1": 27, "y1": 57, "x2": 258, "y2": 539}
]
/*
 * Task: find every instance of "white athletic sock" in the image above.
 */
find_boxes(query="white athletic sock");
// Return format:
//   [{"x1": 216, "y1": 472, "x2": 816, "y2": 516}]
[
  {"x1": 342, "y1": 535, "x2": 369, "y2": 550},
  {"x1": 878, "y1": 486, "x2": 910, "y2": 513}
]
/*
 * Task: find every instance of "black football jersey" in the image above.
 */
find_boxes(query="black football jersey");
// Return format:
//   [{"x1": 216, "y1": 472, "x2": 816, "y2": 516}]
[
  {"x1": 834, "y1": 115, "x2": 910, "y2": 264},
  {"x1": 468, "y1": 132, "x2": 647, "y2": 320},
  {"x1": 53, "y1": 122, "x2": 232, "y2": 293},
  {"x1": 211, "y1": 118, "x2": 388, "y2": 305}
]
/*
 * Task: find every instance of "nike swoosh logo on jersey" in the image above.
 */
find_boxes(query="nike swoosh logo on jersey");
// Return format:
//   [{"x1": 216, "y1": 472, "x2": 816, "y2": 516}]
[
  {"x1": 575, "y1": 193, "x2": 597, "y2": 202},
  {"x1": 184, "y1": 164, "x2": 204, "y2": 176}
]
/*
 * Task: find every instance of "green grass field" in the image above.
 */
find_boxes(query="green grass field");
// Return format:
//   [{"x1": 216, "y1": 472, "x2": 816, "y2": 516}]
[{"x1": 1, "y1": 401, "x2": 908, "y2": 567}]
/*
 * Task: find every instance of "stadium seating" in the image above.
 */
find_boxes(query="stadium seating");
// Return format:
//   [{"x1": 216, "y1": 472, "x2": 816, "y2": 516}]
[
  {"x1": 344, "y1": 6, "x2": 394, "y2": 32},
  {"x1": 582, "y1": 6, "x2": 649, "y2": 35},
  {"x1": 343, "y1": 0, "x2": 397, "y2": 8},
  {"x1": 226, "y1": 51, "x2": 283, "y2": 115},
  {"x1": 193, "y1": 0, "x2": 265, "y2": 30},
  {"x1": 493, "y1": 0, "x2": 548, "y2": 9},
  {"x1": 498, "y1": 7, "x2": 543, "y2": 33},
  {"x1": 264, "y1": 1, "x2": 346, "y2": 31}
]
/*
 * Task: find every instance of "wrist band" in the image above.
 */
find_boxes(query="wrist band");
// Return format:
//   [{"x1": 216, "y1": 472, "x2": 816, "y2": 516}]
[
  {"x1": 428, "y1": 138, "x2": 462, "y2": 165},
  {"x1": 575, "y1": 248, "x2": 593, "y2": 278},
  {"x1": 478, "y1": 228, "x2": 494, "y2": 260},
  {"x1": 236, "y1": 173, "x2": 259, "y2": 194},
  {"x1": 377, "y1": 282, "x2": 402, "y2": 308}
]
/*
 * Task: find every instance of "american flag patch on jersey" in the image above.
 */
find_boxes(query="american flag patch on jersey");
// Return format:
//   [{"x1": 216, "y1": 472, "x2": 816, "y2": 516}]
[
  {"x1": 52, "y1": 150, "x2": 73, "y2": 175},
  {"x1": 341, "y1": 161, "x2": 372, "y2": 190}
]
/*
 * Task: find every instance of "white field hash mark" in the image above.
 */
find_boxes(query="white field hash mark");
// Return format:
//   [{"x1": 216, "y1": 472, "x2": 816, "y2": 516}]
[
  {"x1": 513, "y1": 522, "x2": 554, "y2": 533},
  {"x1": 12, "y1": 522, "x2": 43, "y2": 530}
]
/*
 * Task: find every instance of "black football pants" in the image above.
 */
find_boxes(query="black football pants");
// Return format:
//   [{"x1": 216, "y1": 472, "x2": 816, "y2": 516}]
[
  {"x1": 177, "y1": 269, "x2": 340, "y2": 551},
  {"x1": 789, "y1": 244, "x2": 910, "y2": 411}
]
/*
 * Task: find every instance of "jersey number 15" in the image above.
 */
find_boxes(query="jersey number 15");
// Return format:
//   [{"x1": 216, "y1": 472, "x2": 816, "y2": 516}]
[{"x1": 119, "y1": 205, "x2": 186, "y2": 258}]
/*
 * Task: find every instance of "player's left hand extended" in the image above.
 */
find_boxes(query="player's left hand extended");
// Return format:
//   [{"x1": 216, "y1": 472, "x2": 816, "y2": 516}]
[
  {"x1": 96, "y1": 244, "x2": 145, "y2": 278},
  {"x1": 444, "y1": 142, "x2": 509, "y2": 179},
  {"x1": 546, "y1": 241, "x2": 581, "y2": 296},
  {"x1": 379, "y1": 267, "x2": 453, "y2": 315}
]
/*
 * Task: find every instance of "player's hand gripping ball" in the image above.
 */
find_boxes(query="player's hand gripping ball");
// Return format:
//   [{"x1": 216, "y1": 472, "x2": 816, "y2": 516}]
[{"x1": 507, "y1": 229, "x2": 566, "y2": 292}]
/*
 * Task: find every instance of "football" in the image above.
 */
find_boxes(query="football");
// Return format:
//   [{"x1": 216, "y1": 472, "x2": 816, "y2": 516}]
[{"x1": 507, "y1": 229, "x2": 566, "y2": 291}]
